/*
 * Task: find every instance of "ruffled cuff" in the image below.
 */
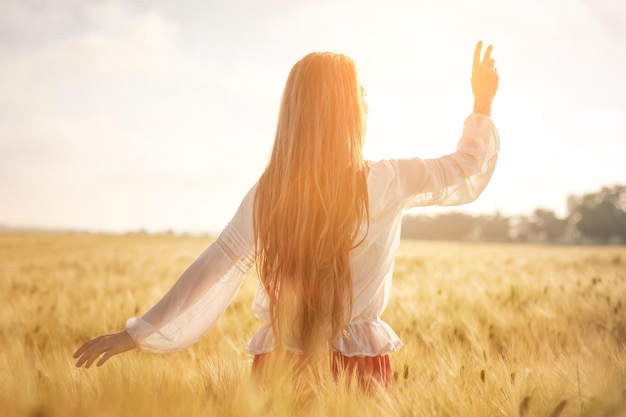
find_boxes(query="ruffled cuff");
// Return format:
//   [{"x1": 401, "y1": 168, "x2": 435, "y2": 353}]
[{"x1": 125, "y1": 317, "x2": 176, "y2": 353}]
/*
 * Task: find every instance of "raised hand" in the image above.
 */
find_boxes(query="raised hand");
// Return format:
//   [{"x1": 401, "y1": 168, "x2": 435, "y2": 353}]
[
  {"x1": 471, "y1": 41, "x2": 499, "y2": 116},
  {"x1": 74, "y1": 330, "x2": 136, "y2": 368}
]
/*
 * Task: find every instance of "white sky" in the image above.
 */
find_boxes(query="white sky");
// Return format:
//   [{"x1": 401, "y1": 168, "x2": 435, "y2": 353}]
[{"x1": 1, "y1": 0, "x2": 625, "y2": 234}]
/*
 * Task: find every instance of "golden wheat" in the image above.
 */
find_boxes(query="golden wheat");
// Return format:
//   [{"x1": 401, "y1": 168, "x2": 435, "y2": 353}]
[{"x1": 1, "y1": 234, "x2": 625, "y2": 416}]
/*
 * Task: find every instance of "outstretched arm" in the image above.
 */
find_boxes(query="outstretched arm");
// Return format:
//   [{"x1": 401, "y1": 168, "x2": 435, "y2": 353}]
[
  {"x1": 390, "y1": 41, "x2": 500, "y2": 208},
  {"x1": 74, "y1": 185, "x2": 257, "y2": 368}
]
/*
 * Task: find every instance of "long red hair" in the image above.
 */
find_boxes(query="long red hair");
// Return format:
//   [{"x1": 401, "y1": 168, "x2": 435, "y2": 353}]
[{"x1": 253, "y1": 52, "x2": 369, "y2": 356}]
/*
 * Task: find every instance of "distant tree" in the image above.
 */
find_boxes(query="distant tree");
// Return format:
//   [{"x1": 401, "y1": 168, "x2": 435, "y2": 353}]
[
  {"x1": 510, "y1": 215, "x2": 533, "y2": 242},
  {"x1": 400, "y1": 214, "x2": 425, "y2": 239},
  {"x1": 430, "y1": 212, "x2": 477, "y2": 240},
  {"x1": 401, "y1": 212, "x2": 477, "y2": 241},
  {"x1": 531, "y1": 209, "x2": 567, "y2": 242},
  {"x1": 400, "y1": 185, "x2": 626, "y2": 245},
  {"x1": 477, "y1": 212, "x2": 511, "y2": 242},
  {"x1": 567, "y1": 185, "x2": 626, "y2": 244}
]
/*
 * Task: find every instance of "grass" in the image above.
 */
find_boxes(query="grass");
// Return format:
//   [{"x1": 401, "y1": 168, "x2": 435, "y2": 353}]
[{"x1": 1, "y1": 233, "x2": 625, "y2": 416}]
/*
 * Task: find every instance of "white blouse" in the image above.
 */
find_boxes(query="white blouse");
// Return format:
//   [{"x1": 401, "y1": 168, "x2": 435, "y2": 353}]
[{"x1": 126, "y1": 113, "x2": 499, "y2": 357}]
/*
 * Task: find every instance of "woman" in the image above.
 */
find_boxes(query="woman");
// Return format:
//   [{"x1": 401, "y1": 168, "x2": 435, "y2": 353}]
[{"x1": 74, "y1": 41, "x2": 499, "y2": 387}]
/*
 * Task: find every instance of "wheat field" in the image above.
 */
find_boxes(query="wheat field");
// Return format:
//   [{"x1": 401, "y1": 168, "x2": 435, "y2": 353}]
[{"x1": 1, "y1": 233, "x2": 625, "y2": 417}]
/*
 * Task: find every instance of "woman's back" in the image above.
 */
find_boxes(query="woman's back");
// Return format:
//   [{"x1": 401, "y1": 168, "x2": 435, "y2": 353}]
[{"x1": 250, "y1": 111, "x2": 499, "y2": 356}]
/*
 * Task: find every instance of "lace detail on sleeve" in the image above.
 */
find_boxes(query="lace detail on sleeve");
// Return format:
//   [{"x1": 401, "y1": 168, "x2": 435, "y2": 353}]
[{"x1": 216, "y1": 222, "x2": 255, "y2": 273}]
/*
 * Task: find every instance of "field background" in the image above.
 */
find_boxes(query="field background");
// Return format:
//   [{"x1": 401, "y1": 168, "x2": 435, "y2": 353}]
[{"x1": 1, "y1": 233, "x2": 625, "y2": 417}]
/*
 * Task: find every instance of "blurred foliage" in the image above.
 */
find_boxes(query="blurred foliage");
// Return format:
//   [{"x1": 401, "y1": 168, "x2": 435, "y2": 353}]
[{"x1": 402, "y1": 184, "x2": 626, "y2": 244}]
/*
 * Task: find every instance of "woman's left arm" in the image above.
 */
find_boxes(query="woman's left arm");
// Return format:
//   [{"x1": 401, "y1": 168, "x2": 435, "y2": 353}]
[{"x1": 387, "y1": 42, "x2": 500, "y2": 208}]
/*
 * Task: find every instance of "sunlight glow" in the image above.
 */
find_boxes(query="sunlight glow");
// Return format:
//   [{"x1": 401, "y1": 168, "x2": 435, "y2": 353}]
[{"x1": 0, "y1": 0, "x2": 624, "y2": 233}]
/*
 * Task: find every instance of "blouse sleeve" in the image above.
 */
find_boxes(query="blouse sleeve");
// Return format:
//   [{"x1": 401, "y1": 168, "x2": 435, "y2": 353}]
[
  {"x1": 390, "y1": 113, "x2": 499, "y2": 208},
  {"x1": 124, "y1": 185, "x2": 257, "y2": 353}
]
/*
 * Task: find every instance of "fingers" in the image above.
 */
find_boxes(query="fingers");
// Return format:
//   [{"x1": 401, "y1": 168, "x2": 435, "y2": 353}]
[
  {"x1": 476, "y1": 44, "x2": 497, "y2": 83},
  {"x1": 473, "y1": 41, "x2": 482, "y2": 75},
  {"x1": 471, "y1": 41, "x2": 498, "y2": 102},
  {"x1": 97, "y1": 350, "x2": 116, "y2": 367},
  {"x1": 85, "y1": 345, "x2": 108, "y2": 368},
  {"x1": 485, "y1": 58, "x2": 495, "y2": 72},
  {"x1": 473, "y1": 42, "x2": 495, "y2": 75},
  {"x1": 75, "y1": 346, "x2": 104, "y2": 368},
  {"x1": 74, "y1": 336, "x2": 109, "y2": 368},
  {"x1": 492, "y1": 67, "x2": 500, "y2": 90},
  {"x1": 73, "y1": 338, "x2": 98, "y2": 358},
  {"x1": 75, "y1": 350, "x2": 92, "y2": 368},
  {"x1": 74, "y1": 331, "x2": 136, "y2": 368},
  {"x1": 483, "y1": 44, "x2": 493, "y2": 66}
]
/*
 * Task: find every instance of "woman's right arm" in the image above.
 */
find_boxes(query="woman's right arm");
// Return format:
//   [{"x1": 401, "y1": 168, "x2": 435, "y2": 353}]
[
  {"x1": 74, "y1": 184, "x2": 257, "y2": 367},
  {"x1": 123, "y1": 185, "x2": 257, "y2": 353}
]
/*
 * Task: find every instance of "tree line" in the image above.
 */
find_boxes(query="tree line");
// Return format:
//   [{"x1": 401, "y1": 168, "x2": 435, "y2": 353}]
[{"x1": 401, "y1": 184, "x2": 626, "y2": 244}]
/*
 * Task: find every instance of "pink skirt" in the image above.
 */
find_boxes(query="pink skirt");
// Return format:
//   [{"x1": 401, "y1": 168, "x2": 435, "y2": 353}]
[{"x1": 252, "y1": 351, "x2": 393, "y2": 387}]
